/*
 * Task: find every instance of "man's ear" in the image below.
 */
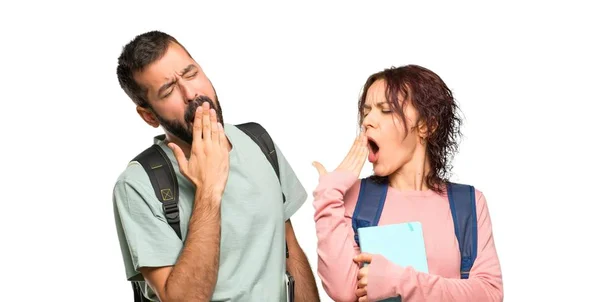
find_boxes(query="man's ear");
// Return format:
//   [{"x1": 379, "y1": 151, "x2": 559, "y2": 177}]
[{"x1": 136, "y1": 106, "x2": 160, "y2": 128}]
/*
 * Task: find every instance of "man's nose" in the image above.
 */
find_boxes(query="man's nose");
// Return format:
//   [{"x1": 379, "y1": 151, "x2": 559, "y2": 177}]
[{"x1": 180, "y1": 82, "x2": 197, "y2": 104}]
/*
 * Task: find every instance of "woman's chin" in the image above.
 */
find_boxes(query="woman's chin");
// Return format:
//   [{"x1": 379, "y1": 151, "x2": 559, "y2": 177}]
[{"x1": 372, "y1": 165, "x2": 389, "y2": 177}]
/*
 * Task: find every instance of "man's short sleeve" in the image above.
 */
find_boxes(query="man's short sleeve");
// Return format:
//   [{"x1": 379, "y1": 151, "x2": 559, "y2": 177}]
[
  {"x1": 274, "y1": 143, "x2": 308, "y2": 221},
  {"x1": 113, "y1": 164, "x2": 183, "y2": 281}
]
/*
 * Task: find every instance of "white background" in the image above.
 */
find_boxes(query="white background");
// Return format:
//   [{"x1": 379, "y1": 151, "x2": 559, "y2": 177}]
[{"x1": 1, "y1": 1, "x2": 599, "y2": 301}]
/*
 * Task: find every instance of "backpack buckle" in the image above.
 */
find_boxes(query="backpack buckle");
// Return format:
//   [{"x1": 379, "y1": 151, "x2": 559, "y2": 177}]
[{"x1": 162, "y1": 200, "x2": 180, "y2": 223}]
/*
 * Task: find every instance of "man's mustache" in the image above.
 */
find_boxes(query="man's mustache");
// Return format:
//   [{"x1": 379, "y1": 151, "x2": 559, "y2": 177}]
[{"x1": 184, "y1": 96, "x2": 217, "y2": 124}]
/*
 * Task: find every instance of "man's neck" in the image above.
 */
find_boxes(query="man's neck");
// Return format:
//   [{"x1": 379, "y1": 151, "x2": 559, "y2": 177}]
[{"x1": 164, "y1": 133, "x2": 192, "y2": 158}]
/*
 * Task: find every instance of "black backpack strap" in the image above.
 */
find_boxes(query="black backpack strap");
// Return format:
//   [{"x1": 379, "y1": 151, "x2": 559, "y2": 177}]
[
  {"x1": 132, "y1": 143, "x2": 182, "y2": 240},
  {"x1": 235, "y1": 122, "x2": 289, "y2": 258},
  {"x1": 130, "y1": 142, "x2": 181, "y2": 301},
  {"x1": 132, "y1": 282, "x2": 151, "y2": 302}
]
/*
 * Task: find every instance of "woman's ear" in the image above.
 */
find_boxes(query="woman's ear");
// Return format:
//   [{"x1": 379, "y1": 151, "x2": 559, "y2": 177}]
[
  {"x1": 418, "y1": 118, "x2": 437, "y2": 140},
  {"x1": 136, "y1": 106, "x2": 160, "y2": 128}
]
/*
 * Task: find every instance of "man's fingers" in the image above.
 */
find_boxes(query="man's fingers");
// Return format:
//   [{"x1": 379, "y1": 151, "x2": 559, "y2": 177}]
[
  {"x1": 218, "y1": 122, "x2": 227, "y2": 150},
  {"x1": 210, "y1": 108, "x2": 219, "y2": 143},
  {"x1": 192, "y1": 107, "x2": 204, "y2": 142},
  {"x1": 202, "y1": 101, "x2": 212, "y2": 142},
  {"x1": 312, "y1": 161, "x2": 328, "y2": 176},
  {"x1": 168, "y1": 143, "x2": 188, "y2": 174}
]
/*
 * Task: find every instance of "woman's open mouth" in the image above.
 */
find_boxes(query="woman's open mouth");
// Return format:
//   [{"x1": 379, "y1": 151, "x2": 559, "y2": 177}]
[{"x1": 367, "y1": 137, "x2": 380, "y2": 163}]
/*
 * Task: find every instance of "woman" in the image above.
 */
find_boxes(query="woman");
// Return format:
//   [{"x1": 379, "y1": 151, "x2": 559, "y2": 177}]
[{"x1": 312, "y1": 65, "x2": 503, "y2": 302}]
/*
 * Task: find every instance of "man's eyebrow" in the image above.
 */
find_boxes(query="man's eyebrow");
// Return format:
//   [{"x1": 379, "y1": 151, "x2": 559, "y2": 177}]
[
  {"x1": 158, "y1": 79, "x2": 177, "y2": 97},
  {"x1": 157, "y1": 65, "x2": 197, "y2": 97},
  {"x1": 179, "y1": 64, "x2": 197, "y2": 76}
]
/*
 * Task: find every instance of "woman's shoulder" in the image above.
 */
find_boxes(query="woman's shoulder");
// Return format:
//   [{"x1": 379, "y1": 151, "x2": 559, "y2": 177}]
[
  {"x1": 445, "y1": 181, "x2": 486, "y2": 198},
  {"x1": 444, "y1": 182, "x2": 492, "y2": 217}
]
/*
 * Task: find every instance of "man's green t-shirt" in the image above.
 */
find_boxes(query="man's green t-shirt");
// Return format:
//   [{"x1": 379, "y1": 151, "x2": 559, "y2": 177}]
[{"x1": 113, "y1": 123, "x2": 307, "y2": 301}]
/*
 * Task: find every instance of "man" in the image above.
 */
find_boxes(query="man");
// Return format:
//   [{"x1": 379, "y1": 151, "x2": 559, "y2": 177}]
[{"x1": 113, "y1": 30, "x2": 319, "y2": 302}]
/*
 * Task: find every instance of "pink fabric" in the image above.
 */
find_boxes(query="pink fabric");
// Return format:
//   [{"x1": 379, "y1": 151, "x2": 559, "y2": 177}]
[{"x1": 313, "y1": 171, "x2": 503, "y2": 302}]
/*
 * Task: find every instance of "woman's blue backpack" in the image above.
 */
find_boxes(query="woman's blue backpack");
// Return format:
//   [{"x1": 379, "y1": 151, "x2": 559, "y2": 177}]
[{"x1": 351, "y1": 178, "x2": 478, "y2": 279}]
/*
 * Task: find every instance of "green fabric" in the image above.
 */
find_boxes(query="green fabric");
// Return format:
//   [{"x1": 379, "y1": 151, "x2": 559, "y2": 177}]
[{"x1": 114, "y1": 123, "x2": 307, "y2": 301}]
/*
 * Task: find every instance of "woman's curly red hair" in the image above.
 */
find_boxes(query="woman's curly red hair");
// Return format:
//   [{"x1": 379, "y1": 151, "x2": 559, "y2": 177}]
[{"x1": 358, "y1": 65, "x2": 463, "y2": 193}]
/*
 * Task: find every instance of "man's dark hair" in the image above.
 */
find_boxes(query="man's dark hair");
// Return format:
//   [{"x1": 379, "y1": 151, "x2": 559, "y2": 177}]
[{"x1": 116, "y1": 31, "x2": 192, "y2": 108}]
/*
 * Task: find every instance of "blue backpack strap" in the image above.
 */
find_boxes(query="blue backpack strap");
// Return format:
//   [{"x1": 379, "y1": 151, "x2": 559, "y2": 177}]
[
  {"x1": 351, "y1": 178, "x2": 388, "y2": 247},
  {"x1": 447, "y1": 182, "x2": 478, "y2": 279}
]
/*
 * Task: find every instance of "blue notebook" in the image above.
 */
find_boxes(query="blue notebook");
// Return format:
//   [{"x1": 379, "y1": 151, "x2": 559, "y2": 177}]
[{"x1": 357, "y1": 221, "x2": 429, "y2": 302}]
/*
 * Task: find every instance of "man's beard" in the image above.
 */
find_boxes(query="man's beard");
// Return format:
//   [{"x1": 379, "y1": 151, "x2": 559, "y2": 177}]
[{"x1": 153, "y1": 95, "x2": 224, "y2": 145}]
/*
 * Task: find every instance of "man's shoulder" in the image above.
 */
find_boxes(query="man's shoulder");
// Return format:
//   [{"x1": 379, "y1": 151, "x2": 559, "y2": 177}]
[
  {"x1": 227, "y1": 122, "x2": 282, "y2": 150},
  {"x1": 114, "y1": 137, "x2": 173, "y2": 188},
  {"x1": 113, "y1": 157, "x2": 153, "y2": 195},
  {"x1": 226, "y1": 122, "x2": 276, "y2": 139},
  {"x1": 112, "y1": 158, "x2": 166, "y2": 218},
  {"x1": 225, "y1": 122, "x2": 258, "y2": 139},
  {"x1": 225, "y1": 122, "x2": 271, "y2": 149}
]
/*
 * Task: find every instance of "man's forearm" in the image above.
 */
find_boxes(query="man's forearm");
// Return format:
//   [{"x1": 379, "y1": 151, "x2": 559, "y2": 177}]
[
  {"x1": 287, "y1": 247, "x2": 320, "y2": 302},
  {"x1": 164, "y1": 191, "x2": 221, "y2": 301}
]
